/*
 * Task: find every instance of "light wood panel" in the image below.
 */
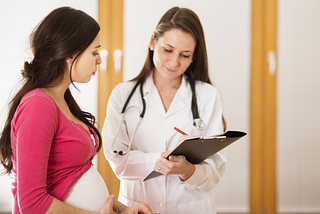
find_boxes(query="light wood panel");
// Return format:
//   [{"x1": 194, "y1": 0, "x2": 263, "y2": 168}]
[
  {"x1": 263, "y1": 0, "x2": 277, "y2": 212},
  {"x1": 251, "y1": 0, "x2": 264, "y2": 212},
  {"x1": 97, "y1": 0, "x2": 123, "y2": 199},
  {"x1": 251, "y1": 0, "x2": 277, "y2": 213}
]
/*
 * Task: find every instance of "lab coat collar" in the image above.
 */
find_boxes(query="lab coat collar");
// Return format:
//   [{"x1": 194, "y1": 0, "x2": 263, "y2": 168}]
[{"x1": 143, "y1": 72, "x2": 191, "y2": 118}]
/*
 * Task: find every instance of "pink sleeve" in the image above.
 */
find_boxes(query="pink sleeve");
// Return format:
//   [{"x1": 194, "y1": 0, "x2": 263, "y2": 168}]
[{"x1": 13, "y1": 96, "x2": 57, "y2": 213}]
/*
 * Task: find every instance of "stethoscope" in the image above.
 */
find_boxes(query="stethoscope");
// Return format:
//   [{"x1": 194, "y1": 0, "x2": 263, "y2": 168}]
[{"x1": 110, "y1": 78, "x2": 205, "y2": 155}]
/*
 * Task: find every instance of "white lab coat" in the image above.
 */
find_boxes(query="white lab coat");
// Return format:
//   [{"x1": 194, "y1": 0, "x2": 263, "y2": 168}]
[{"x1": 102, "y1": 74, "x2": 226, "y2": 214}]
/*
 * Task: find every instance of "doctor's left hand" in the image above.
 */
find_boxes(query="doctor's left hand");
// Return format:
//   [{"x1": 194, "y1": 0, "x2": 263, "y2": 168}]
[{"x1": 154, "y1": 155, "x2": 195, "y2": 181}]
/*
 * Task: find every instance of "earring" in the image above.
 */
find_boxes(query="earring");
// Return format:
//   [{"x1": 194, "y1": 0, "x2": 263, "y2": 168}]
[{"x1": 150, "y1": 47, "x2": 153, "y2": 51}]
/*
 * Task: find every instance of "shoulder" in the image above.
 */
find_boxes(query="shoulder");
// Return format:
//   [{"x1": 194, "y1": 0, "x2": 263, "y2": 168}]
[
  {"x1": 12, "y1": 89, "x2": 59, "y2": 132},
  {"x1": 195, "y1": 81, "x2": 220, "y2": 98},
  {"x1": 194, "y1": 81, "x2": 223, "y2": 112},
  {"x1": 17, "y1": 88, "x2": 58, "y2": 118},
  {"x1": 112, "y1": 81, "x2": 137, "y2": 93},
  {"x1": 110, "y1": 81, "x2": 138, "y2": 101},
  {"x1": 21, "y1": 88, "x2": 55, "y2": 105}
]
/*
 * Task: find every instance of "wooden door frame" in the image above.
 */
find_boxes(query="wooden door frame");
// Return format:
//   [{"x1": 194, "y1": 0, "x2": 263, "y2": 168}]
[
  {"x1": 97, "y1": 0, "x2": 123, "y2": 198},
  {"x1": 251, "y1": 0, "x2": 277, "y2": 213}
]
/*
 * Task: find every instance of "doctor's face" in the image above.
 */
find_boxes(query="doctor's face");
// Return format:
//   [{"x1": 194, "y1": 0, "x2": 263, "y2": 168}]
[{"x1": 150, "y1": 29, "x2": 196, "y2": 82}]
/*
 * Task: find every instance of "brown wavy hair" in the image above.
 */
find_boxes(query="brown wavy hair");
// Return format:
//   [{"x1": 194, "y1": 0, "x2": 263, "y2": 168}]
[
  {"x1": 0, "y1": 7, "x2": 102, "y2": 174},
  {"x1": 132, "y1": 7, "x2": 226, "y2": 130}
]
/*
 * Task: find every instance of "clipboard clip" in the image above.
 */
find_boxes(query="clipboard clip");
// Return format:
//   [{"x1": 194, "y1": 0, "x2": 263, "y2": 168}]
[{"x1": 202, "y1": 136, "x2": 226, "y2": 139}]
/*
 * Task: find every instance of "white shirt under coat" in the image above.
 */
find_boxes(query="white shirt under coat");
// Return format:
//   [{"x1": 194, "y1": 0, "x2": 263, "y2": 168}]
[{"x1": 102, "y1": 73, "x2": 227, "y2": 214}]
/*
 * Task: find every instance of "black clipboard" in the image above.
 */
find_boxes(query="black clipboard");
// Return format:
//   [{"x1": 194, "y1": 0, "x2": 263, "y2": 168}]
[{"x1": 143, "y1": 131, "x2": 247, "y2": 182}]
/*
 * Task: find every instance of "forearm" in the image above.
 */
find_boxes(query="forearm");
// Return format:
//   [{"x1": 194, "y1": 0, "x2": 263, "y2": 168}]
[
  {"x1": 113, "y1": 199, "x2": 129, "y2": 213},
  {"x1": 182, "y1": 155, "x2": 226, "y2": 191},
  {"x1": 179, "y1": 163, "x2": 195, "y2": 181},
  {"x1": 107, "y1": 150, "x2": 160, "y2": 180},
  {"x1": 46, "y1": 198, "x2": 99, "y2": 214}
]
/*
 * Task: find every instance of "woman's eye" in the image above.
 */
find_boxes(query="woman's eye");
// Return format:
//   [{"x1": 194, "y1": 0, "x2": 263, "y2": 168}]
[
  {"x1": 182, "y1": 55, "x2": 190, "y2": 58},
  {"x1": 164, "y1": 48, "x2": 172, "y2": 53},
  {"x1": 93, "y1": 52, "x2": 99, "y2": 56}
]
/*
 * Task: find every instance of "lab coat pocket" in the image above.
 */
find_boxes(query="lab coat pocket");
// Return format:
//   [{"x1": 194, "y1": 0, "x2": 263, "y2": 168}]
[{"x1": 177, "y1": 196, "x2": 215, "y2": 214}]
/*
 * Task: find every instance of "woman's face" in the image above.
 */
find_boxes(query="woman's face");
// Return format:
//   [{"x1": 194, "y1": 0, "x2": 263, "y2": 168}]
[
  {"x1": 150, "y1": 29, "x2": 196, "y2": 83},
  {"x1": 71, "y1": 32, "x2": 102, "y2": 83}
]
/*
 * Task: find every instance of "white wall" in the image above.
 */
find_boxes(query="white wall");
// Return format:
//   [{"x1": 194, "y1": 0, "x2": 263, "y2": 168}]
[
  {"x1": 123, "y1": 0, "x2": 251, "y2": 212},
  {"x1": 277, "y1": 0, "x2": 320, "y2": 212},
  {"x1": 0, "y1": 1, "x2": 98, "y2": 212}
]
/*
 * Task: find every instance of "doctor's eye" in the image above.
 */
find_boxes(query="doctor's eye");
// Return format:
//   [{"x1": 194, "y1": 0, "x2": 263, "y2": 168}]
[{"x1": 164, "y1": 48, "x2": 172, "y2": 53}]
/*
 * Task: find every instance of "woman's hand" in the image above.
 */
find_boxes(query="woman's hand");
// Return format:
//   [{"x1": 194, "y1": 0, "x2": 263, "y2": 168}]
[
  {"x1": 99, "y1": 195, "x2": 117, "y2": 214},
  {"x1": 122, "y1": 203, "x2": 153, "y2": 214}
]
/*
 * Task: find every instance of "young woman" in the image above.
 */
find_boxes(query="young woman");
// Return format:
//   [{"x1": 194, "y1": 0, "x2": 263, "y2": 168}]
[
  {"x1": 102, "y1": 7, "x2": 227, "y2": 214},
  {"x1": 0, "y1": 7, "x2": 152, "y2": 214}
]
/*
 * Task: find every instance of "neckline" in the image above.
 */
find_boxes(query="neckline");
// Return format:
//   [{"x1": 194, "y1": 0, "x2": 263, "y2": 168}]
[{"x1": 37, "y1": 88, "x2": 92, "y2": 135}]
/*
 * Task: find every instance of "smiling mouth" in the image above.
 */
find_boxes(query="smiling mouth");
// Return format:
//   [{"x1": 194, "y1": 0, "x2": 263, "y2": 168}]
[{"x1": 165, "y1": 67, "x2": 176, "y2": 72}]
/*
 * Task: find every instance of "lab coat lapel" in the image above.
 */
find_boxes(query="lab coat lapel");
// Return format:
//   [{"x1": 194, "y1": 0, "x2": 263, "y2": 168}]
[
  {"x1": 143, "y1": 74, "x2": 166, "y2": 117},
  {"x1": 143, "y1": 74, "x2": 191, "y2": 118},
  {"x1": 166, "y1": 75, "x2": 190, "y2": 118}
]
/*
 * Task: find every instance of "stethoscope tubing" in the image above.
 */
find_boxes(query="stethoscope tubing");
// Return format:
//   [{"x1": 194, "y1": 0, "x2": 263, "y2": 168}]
[
  {"x1": 111, "y1": 79, "x2": 146, "y2": 155},
  {"x1": 110, "y1": 76, "x2": 204, "y2": 156},
  {"x1": 110, "y1": 113, "x2": 142, "y2": 155},
  {"x1": 110, "y1": 114, "x2": 124, "y2": 154}
]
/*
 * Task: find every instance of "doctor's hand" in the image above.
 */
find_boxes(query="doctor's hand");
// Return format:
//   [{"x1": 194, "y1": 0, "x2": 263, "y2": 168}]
[
  {"x1": 103, "y1": 195, "x2": 152, "y2": 214},
  {"x1": 176, "y1": 135, "x2": 197, "y2": 147},
  {"x1": 154, "y1": 155, "x2": 195, "y2": 181},
  {"x1": 122, "y1": 203, "x2": 153, "y2": 214},
  {"x1": 160, "y1": 135, "x2": 197, "y2": 159}
]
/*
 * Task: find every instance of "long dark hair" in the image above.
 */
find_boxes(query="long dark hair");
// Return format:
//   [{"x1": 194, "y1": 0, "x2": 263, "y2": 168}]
[
  {"x1": 0, "y1": 7, "x2": 102, "y2": 174},
  {"x1": 132, "y1": 7, "x2": 227, "y2": 130}
]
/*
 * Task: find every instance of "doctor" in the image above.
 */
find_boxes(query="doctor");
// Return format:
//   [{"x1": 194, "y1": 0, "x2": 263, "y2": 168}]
[{"x1": 102, "y1": 7, "x2": 227, "y2": 214}]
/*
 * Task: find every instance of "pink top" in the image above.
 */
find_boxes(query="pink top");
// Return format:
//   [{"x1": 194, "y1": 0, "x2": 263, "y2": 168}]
[{"x1": 10, "y1": 88, "x2": 98, "y2": 214}]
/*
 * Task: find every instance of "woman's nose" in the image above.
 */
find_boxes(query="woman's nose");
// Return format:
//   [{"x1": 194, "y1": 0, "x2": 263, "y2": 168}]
[{"x1": 97, "y1": 55, "x2": 102, "y2": 65}]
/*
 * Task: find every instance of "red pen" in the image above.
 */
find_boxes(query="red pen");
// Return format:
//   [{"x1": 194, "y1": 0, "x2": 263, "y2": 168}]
[{"x1": 174, "y1": 127, "x2": 188, "y2": 135}]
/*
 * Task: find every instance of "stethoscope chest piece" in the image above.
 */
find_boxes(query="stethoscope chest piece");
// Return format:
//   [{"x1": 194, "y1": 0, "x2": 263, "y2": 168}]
[{"x1": 193, "y1": 118, "x2": 205, "y2": 130}]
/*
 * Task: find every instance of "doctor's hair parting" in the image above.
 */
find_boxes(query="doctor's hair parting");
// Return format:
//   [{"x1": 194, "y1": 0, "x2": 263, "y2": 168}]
[
  {"x1": 132, "y1": 7, "x2": 210, "y2": 84},
  {"x1": 0, "y1": 7, "x2": 102, "y2": 175}
]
